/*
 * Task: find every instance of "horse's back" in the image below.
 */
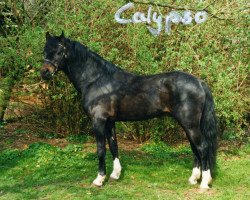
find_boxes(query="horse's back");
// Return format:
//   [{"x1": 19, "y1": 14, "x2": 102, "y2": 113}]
[{"x1": 113, "y1": 71, "x2": 205, "y2": 121}]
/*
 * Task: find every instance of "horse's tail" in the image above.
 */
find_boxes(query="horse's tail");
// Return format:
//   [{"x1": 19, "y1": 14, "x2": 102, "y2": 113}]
[{"x1": 200, "y1": 82, "x2": 218, "y2": 175}]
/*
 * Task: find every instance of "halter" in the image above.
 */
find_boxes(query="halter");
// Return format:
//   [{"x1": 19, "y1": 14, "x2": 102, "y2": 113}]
[
  {"x1": 43, "y1": 59, "x2": 59, "y2": 76},
  {"x1": 44, "y1": 43, "x2": 66, "y2": 76}
]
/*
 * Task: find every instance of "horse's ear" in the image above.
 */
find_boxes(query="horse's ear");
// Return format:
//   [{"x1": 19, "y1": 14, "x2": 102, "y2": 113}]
[
  {"x1": 60, "y1": 31, "x2": 65, "y2": 39},
  {"x1": 46, "y1": 31, "x2": 51, "y2": 40}
]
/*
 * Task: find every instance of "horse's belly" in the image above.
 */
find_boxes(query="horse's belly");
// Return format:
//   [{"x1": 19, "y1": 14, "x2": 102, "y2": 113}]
[{"x1": 116, "y1": 93, "x2": 165, "y2": 121}]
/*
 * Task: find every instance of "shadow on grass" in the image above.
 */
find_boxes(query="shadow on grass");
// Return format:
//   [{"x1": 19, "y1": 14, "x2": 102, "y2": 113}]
[{"x1": 0, "y1": 142, "x2": 193, "y2": 199}]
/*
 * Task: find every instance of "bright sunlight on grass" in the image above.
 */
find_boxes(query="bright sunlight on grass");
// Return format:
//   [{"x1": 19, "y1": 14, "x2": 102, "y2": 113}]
[{"x1": 0, "y1": 141, "x2": 249, "y2": 199}]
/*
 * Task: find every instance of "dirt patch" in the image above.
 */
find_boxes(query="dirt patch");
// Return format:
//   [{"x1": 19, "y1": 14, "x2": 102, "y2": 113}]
[
  {"x1": 0, "y1": 122, "x2": 65, "y2": 150},
  {"x1": 184, "y1": 187, "x2": 217, "y2": 199},
  {"x1": 0, "y1": 122, "x2": 142, "y2": 152},
  {"x1": 0, "y1": 121, "x2": 247, "y2": 154},
  {"x1": 0, "y1": 131, "x2": 69, "y2": 151},
  {"x1": 117, "y1": 137, "x2": 142, "y2": 151}
]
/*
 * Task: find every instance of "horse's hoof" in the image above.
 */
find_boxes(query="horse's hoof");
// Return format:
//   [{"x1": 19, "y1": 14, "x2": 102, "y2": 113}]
[
  {"x1": 188, "y1": 177, "x2": 198, "y2": 185},
  {"x1": 110, "y1": 158, "x2": 122, "y2": 180},
  {"x1": 199, "y1": 183, "x2": 210, "y2": 190},
  {"x1": 110, "y1": 172, "x2": 121, "y2": 180},
  {"x1": 188, "y1": 167, "x2": 201, "y2": 185},
  {"x1": 92, "y1": 183, "x2": 102, "y2": 187},
  {"x1": 92, "y1": 181, "x2": 103, "y2": 187},
  {"x1": 92, "y1": 174, "x2": 106, "y2": 187},
  {"x1": 199, "y1": 187, "x2": 210, "y2": 193}
]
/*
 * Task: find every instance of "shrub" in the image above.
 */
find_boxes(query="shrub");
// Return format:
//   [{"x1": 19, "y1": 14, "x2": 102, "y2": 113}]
[{"x1": 1, "y1": 0, "x2": 248, "y2": 141}]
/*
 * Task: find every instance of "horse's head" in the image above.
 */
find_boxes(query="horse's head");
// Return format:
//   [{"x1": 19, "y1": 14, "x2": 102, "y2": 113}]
[{"x1": 41, "y1": 31, "x2": 68, "y2": 80}]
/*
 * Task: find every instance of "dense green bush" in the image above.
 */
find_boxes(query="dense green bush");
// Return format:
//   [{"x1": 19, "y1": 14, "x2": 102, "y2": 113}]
[{"x1": 1, "y1": 0, "x2": 249, "y2": 140}]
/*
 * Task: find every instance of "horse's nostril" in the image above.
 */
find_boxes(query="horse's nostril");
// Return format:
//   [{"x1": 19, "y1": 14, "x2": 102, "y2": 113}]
[
  {"x1": 41, "y1": 68, "x2": 49, "y2": 74},
  {"x1": 41, "y1": 68, "x2": 52, "y2": 80},
  {"x1": 45, "y1": 69, "x2": 50, "y2": 74}
]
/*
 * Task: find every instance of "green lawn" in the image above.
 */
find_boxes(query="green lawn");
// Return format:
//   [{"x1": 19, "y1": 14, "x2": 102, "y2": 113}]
[{"x1": 0, "y1": 140, "x2": 249, "y2": 200}]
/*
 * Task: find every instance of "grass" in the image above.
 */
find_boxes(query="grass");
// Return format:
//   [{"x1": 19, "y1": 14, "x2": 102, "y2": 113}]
[{"x1": 0, "y1": 139, "x2": 249, "y2": 200}]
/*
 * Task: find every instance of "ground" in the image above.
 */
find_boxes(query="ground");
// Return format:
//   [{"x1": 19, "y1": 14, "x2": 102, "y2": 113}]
[{"x1": 0, "y1": 122, "x2": 249, "y2": 200}]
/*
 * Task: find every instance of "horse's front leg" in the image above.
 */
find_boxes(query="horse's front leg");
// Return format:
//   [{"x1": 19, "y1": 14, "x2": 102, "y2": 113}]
[
  {"x1": 106, "y1": 121, "x2": 122, "y2": 180},
  {"x1": 92, "y1": 118, "x2": 107, "y2": 187}
]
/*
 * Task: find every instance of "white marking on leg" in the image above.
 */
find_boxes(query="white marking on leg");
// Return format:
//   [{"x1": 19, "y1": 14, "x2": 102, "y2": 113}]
[
  {"x1": 92, "y1": 173, "x2": 106, "y2": 187},
  {"x1": 110, "y1": 158, "x2": 122, "y2": 180},
  {"x1": 189, "y1": 167, "x2": 201, "y2": 185},
  {"x1": 200, "y1": 169, "x2": 212, "y2": 189}
]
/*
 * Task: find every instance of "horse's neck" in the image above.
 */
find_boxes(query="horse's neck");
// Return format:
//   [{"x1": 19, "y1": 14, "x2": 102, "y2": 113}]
[{"x1": 64, "y1": 42, "x2": 117, "y2": 94}]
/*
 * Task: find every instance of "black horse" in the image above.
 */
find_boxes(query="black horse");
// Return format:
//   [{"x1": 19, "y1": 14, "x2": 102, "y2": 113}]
[{"x1": 41, "y1": 32, "x2": 217, "y2": 189}]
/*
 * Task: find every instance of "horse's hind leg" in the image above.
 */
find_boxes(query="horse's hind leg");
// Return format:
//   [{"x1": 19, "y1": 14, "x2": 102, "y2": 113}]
[
  {"x1": 106, "y1": 121, "x2": 122, "y2": 180},
  {"x1": 185, "y1": 127, "x2": 212, "y2": 189},
  {"x1": 188, "y1": 143, "x2": 201, "y2": 185}
]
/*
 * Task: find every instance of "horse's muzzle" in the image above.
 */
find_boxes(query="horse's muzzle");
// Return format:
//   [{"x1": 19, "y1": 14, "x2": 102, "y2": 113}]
[{"x1": 40, "y1": 63, "x2": 55, "y2": 80}]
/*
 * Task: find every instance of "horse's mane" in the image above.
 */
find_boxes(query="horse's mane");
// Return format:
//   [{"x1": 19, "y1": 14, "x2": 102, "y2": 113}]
[{"x1": 70, "y1": 39, "x2": 124, "y2": 75}]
